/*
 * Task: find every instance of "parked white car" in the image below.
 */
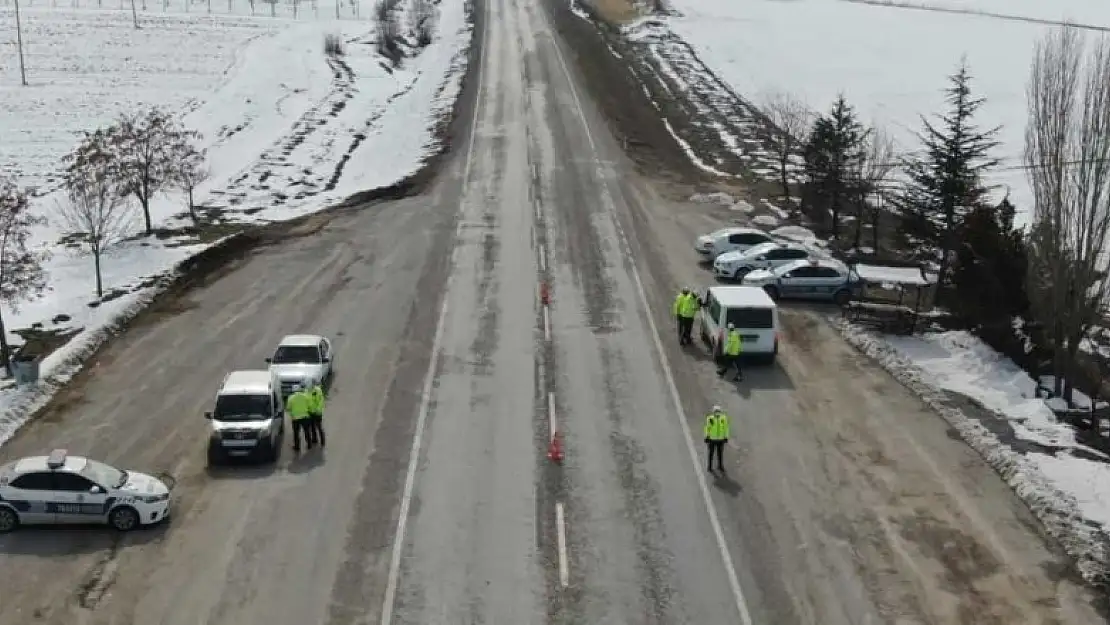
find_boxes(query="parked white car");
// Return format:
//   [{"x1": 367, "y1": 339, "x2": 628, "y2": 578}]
[
  {"x1": 694, "y1": 227, "x2": 776, "y2": 260},
  {"x1": 713, "y1": 241, "x2": 815, "y2": 281},
  {"x1": 741, "y1": 258, "x2": 860, "y2": 305},
  {"x1": 266, "y1": 334, "x2": 334, "y2": 397},
  {"x1": 0, "y1": 449, "x2": 171, "y2": 533}
]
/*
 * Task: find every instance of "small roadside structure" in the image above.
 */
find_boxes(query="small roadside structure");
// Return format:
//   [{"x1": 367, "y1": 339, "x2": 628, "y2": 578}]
[{"x1": 841, "y1": 261, "x2": 935, "y2": 335}]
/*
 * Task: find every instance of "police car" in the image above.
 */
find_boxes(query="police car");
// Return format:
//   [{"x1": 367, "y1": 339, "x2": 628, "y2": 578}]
[
  {"x1": 712, "y1": 241, "x2": 815, "y2": 281},
  {"x1": 741, "y1": 258, "x2": 860, "y2": 305},
  {"x1": 0, "y1": 449, "x2": 171, "y2": 533}
]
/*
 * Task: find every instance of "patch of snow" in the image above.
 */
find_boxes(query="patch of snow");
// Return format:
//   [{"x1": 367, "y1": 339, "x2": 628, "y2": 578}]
[
  {"x1": 770, "y1": 225, "x2": 818, "y2": 244},
  {"x1": 835, "y1": 321, "x2": 1110, "y2": 585},
  {"x1": 730, "y1": 199, "x2": 753, "y2": 212},
  {"x1": 568, "y1": 0, "x2": 590, "y2": 21},
  {"x1": 0, "y1": 1, "x2": 473, "y2": 445},
  {"x1": 759, "y1": 198, "x2": 789, "y2": 220},
  {"x1": 853, "y1": 263, "x2": 931, "y2": 286},
  {"x1": 752, "y1": 214, "x2": 779, "y2": 227},
  {"x1": 690, "y1": 191, "x2": 734, "y2": 205},
  {"x1": 661, "y1": 117, "x2": 734, "y2": 178}
]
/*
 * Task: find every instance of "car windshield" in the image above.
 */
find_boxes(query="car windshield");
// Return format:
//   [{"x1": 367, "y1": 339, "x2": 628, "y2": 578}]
[
  {"x1": 81, "y1": 459, "x2": 127, "y2": 488},
  {"x1": 214, "y1": 394, "x2": 273, "y2": 421},
  {"x1": 271, "y1": 345, "x2": 320, "y2": 364}
]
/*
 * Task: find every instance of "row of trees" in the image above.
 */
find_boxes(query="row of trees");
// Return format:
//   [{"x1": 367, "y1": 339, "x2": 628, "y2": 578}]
[
  {"x1": 764, "y1": 25, "x2": 1110, "y2": 405},
  {"x1": 0, "y1": 107, "x2": 207, "y2": 374}
]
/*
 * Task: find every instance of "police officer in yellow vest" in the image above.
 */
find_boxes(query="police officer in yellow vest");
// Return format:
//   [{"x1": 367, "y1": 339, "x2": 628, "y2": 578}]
[
  {"x1": 673, "y1": 287, "x2": 699, "y2": 346},
  {"x1": 704, "y1": 405, "x2": 730, "y2": 472},
  {"x1": 717, "y1": 322, "x2": 743, "y2": 381},
  {"x1": 308, "y1": 380, "x2": 326, "y2": 448},
  {"x1": 286, "y1": 383, "x2": 314, "y2": 452}
]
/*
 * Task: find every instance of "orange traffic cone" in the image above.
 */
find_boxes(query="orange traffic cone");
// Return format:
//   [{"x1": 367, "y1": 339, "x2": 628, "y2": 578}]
[
  {"x1": 547, "y1": 431, "x2": 563, "y2": 464},
  {"x1": 540, "y1": 281, "x2": 551, "y2": 305}
]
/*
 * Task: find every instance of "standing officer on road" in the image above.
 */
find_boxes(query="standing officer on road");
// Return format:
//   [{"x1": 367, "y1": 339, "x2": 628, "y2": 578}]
[
  {"x1": 286, "y1": 383, "x2": 314, "y2": 452},
  {"x1": 716, "y1": 322, "x2": 743, "y2": 381},
  {"x1": 673, "y1": 287, "x2": 699, "y2": 345},
  {"x1": 308, "y1": 380, "x2": 326, "y2": 449},
  {"x1": 704, "y1": 405, "x2": 730, "y2": 472}
]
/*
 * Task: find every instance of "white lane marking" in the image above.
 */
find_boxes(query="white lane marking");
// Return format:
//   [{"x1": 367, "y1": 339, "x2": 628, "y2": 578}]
[
  {"x1": 555, "y1": 502, "x2": 570, "y2": 588},
  {"x1": 543, "y1": 305, "x2": 551, "y2": 342},
  {"x1": 538, "y1": 243, "x2": 547, "y2": 272},
  {"x1": 548, "y1": 391, "x2": 557, "y2": 439},
  {"x1": 379, "y1": 2, "x2": 490, "y2": 623},
  {"x1": 542, "y1": 19, "x2": 755, "y2": 625}
]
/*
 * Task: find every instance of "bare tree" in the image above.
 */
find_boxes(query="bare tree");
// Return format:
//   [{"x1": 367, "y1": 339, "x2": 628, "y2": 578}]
[
  {"x1": 760, "y1": 92, "x2": 810, "y2": 207},
  {"x1": 171, "y1": 142, "x2": 209, "y2": 224},
  {"x1": 849, "y1": 125, "x2": 897, "y2": 250},
  {"x1": 1024, "y1": 25, "x2": 1110, "y2": 404},
  {"x1": 112, "y1": 107, "x2": 199, "y2": 234},
  {"x1": 14, "y1": 0, "x2": 27, "y2": 86},
  {"x1": 409, "y1": 0, "x2": 436, "y2": 47},
  {"x1": 0, "y1": 179, "x2": 48, "y2": 376},
  {"x1": 129, "y1": 0, "x2": 140, "y2": 28},
  {"x1": 375, "y1": 0, "x2": 403, "y2": 67},
  {"x1": 58, "y1": 146, "x2": 135, "y2": 300},
  {"x1": 324, "y1": 33, "x2": 346, "y2": 57}
]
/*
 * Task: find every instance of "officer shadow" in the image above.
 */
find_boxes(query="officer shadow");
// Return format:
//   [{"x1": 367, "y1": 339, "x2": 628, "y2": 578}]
[
  {"x1": 711, "y1": 469, "x2": 742, "y2": 497},
  {"x1": 286, "y1": 448, "x2": 326, "y2": 474}
]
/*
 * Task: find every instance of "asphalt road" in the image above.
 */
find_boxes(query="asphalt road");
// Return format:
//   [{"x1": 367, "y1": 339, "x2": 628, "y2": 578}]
[{"x1": 0, "y1": 0, "x2": 1104, "y2": 621}]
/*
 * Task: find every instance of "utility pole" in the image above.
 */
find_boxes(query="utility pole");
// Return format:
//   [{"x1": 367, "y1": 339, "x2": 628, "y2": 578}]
[{"x1": 14, "y1": 0, "x2": 27, "y2": 86}]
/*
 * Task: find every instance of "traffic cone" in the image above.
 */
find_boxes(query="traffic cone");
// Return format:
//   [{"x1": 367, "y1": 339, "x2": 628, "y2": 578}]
[
  {"x1": 547, "y1": 431, "x2": 563, "y2": 464},
  {"x1": 540, "y1": 281, "x2": 551, "y2": 305}
]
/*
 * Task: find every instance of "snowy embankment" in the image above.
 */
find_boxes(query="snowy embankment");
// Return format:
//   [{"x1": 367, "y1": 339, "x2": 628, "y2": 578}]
[
  {"x1": 0, "y1": 0, "x2": 472, "y2": 444},
  {"x1": 609, "y1": 0, "x2": 1110, "y2": 227},
  {"x1": 838, "y1": 323, "x2": 1110, "y2": 584}
]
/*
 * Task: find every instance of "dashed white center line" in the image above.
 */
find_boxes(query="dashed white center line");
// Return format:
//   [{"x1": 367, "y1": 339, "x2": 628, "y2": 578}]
[
  {"x1": 538, "y1": 243, "x2": 547, "y2": 272},
  {"x1": 555, "y1": 502, "x2": 570, "y2": 588},
  {"x1": 547, "y1": 391, "x2": 557, "y2": 439},
  {"x1": 542, "y1": 305, "x2": 551, "y2": 341}
]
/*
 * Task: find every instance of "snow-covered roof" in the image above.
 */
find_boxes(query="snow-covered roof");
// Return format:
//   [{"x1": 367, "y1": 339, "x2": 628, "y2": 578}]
[
  {"x1": 279, "y1": 334, "x2": 323, "y2": 347},
  {"x1": 852, "y1": 263, "x2": 932, "y2": 286},
  {"x1": 708, "y1": 285, "x2": 776, "y2": 309},
  {"x1": 221, "y1": 370, "x2": 274, "y2": 394}
]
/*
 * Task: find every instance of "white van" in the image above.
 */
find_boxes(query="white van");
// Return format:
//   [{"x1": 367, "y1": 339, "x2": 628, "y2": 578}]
[
  {"x1": 698, "y1": 285, "x2": 780, "y2": 364},
  {"x1": 204, "y1": 370, "x2": 285, "y2": 465}
]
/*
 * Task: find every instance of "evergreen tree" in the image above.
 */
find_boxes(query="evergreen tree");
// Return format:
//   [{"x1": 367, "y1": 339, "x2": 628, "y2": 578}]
[
  {"x1": 896, "y1": 59, "x2": 1001, "y2": 305},
  {"x1": 801, "y1": 94, "x2": 868, "y2": 237},
  {"x1": 951, "y1": 195, "x2": 1027, "y2": 327}
]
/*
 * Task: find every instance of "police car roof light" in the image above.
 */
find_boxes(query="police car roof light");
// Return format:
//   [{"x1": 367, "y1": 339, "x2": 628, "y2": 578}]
[{"x1": 46, "y1": 449, "x2": 67, "y2": 469}]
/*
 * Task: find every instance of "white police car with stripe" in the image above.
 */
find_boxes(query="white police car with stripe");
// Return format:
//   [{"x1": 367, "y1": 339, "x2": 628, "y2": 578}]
[{"x1": 0, "y1": 449, "x2": 171, "y2": 533}]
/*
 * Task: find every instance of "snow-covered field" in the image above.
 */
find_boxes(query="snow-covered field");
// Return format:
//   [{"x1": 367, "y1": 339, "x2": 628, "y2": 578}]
[
  {"x1": 633, "y1": 0, "x2": 1110, "y2": 226},
  {"x1": 0, "y1": 0, "x2": 472, "y2": 442}
]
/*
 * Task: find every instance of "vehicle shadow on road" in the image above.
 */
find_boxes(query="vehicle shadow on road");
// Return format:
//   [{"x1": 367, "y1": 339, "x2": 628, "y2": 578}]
[
  {"x1": 205, "y1": 462, "x2": 278, "y2": 481},
  {"x1": 0, "y1": 521, "x2": 169, "y2": 556}
]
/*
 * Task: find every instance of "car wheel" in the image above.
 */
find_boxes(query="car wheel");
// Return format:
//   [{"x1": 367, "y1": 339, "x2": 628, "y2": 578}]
[
  {"x1": 109, "y1": 506, "x2": 140, "y2": 532},
  {"x1": 764, "y1": 285, "x2": 780, "y2": 300},
  {"x1": 833, "y1": 289, "x2": 851, "y2": 306},
  {"x1": 207, "y1": 443, "x2": 223, "y2": 467},
  {"x1": 0, "y1": 506, "x2": 19, "y2": 533},
  {"x1": 732, "y1": 267, "x2": 751, "y2": 282}
]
